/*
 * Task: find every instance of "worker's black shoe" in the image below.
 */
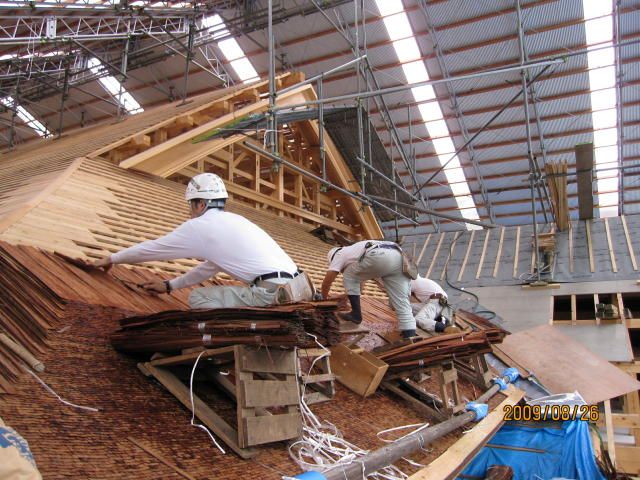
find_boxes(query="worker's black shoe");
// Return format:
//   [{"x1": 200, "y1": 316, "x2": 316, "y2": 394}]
[
  {"x1": 339, "y1": 295, "x2": 362, "y2": 324},
  {"x1": 401, "y1": 329, "x2": 416, "y2": 339},
  {"x1": 434, "y1": 321, "x2": 446, "y2": 333}
]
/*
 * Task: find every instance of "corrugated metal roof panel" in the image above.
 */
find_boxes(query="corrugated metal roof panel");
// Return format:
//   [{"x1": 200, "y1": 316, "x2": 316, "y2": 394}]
[{"x1": 426, "y1": 0, "x2": 515, "y2": 29}]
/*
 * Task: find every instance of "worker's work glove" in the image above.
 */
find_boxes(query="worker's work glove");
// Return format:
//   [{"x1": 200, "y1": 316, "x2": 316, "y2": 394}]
[
  {"x1": 92, "y1": 256, "x2": 113, "y2": 272},
  {"x1": 140, "y1": 281, "x2": 171, "y2": 294},
  {"x1": 443, "y1": 325, "x2": 462, "y2": 334}
]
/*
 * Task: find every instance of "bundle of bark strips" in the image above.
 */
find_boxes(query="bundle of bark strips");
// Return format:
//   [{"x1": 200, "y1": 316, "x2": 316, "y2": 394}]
[
  {"x1": 111, "y1": 300, "x2": 345, "y2": 355},
  {"x1": 454, "y1": 309, "x2": 510, "y2": 343},
  {"x1": 373, "y1": 331, "x2": 494, "y2": 370}
]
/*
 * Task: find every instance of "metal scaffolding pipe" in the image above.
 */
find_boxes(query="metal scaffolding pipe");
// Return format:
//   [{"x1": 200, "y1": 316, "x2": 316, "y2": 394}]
[
  {"x1": 242, "y1": 142, "x2": 419, "y2": 226},
  {"x1": 313, "y1": 375, "x2": 513, "y2": 480},
  {"x1": 273, "y1": 58, "x2": 564, "y2": 111},
  {"x1": 367, "y1": 194, "x2": 496, "y2": 229},
  {"x1": 516, "y1": 0, "x2": 542, "y2": 282},
  {"x1": 278, "y1": 56, "x2": 366, "y2": 95},
  {"x1": 414, "y1": 64, "x2": 554, "y2": 198}
]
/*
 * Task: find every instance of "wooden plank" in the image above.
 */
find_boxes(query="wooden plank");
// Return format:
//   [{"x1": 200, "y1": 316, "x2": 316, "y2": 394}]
[
  {"x1": 585, "y1": 220, "x2": 595, "y2": 272},
  {"x1": 492, "y1": 227, "x2": 505, "y2": 277},
  {"x1": 416, "y1": 234, "x2": 432, "y2": 266},
  {"x1": 616, "y1": 446, "x2": 640, "y2": 475},
  {"x1": 604, "y1": 217, "x2": 618, "y2": 272},
  {"x1": 408, "y1": 386, "x2": 525, "y2": 480},
  {"x1": 426, "y1": 233, "x2": 445, "y2": 278},
  {"x1": 128, "y1": 437, "x2": 197, "y2": 480},
  {"x1": 475, "y1": 229, "x2": 490, "y2": 279},
  {"x1": 621, "y1": 216, "x2": 637, "y2": 270},
  {"x1": 513, "y1": 226, "x2": 521, "y2": 278},
  {"x1": 498, "y1": 325, "x2": 640, "y2": 405},
  {"x1": 238, "y1": 347, "x2": 297, "y2": 374},
  {"x1": 141, "y1": 363, "x2": 256, "y2": 459},
  {"x1": 604, "y1": 399, "x2": 616, "y2": 467},
  {"x1": 571, "y1": 294, "x2": 577, "y2": 325},
  {"x1": 597, "y1": 413, "x2": 640, "y2": 429},
  {"x1": 239, "y1": 380, "x2": 300, "y2": 408},
  {"x1": 243, "y1": 412, "x2": 302, "y2": 446},
  {"x1": 569, "y1": 222, "x2": 574, "y2": 273},
  {"x1": 150, "y1": 346, "x2": 235, "y2": 367},
  {"x1": 330, "y1": 343, "x2": 388, "y2": 397},
  {"x1": 440, "y1": 232, "x2": 461, "y2": 282},
  {"x1": 575, "y1": 143, "x2": 594, "y2": 220},
  {"x1": 457, "y1": 230, "x2": 475, "y2": 282}
]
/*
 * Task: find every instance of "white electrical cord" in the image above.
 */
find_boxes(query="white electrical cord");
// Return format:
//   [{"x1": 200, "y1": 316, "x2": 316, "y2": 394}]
[
  {"x1": 282, "y1": 335, "x2": 411, "y2": 480},
  {"x1": 26, "y1": 368, "x2": 99, "y2": 412},
  {"x1": 189, "y1": 351, "x2": 226, "y2": 454}
]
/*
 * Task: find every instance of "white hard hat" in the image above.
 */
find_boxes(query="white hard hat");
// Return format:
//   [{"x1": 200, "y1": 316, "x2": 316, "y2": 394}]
[
  {"x1": 185, "y1": 173, "x2": 228, "y2": 201},
  {"x1": 327, "y1": 247, "x2": 342, "y2": 264}
]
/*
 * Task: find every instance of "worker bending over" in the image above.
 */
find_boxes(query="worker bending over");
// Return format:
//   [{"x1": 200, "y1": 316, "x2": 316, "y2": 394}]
[
  {"x1": 93, "y1": 173, "x2": 311, "y2": 308},
  {"x1": 321, "y1": 240, "x2": 417, "y2": 339},
  {"x1": 410, "y1": 275, "x2": 455, "y2": 333}
]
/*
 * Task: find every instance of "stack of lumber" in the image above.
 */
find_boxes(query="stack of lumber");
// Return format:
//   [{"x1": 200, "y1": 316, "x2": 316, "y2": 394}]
[
  {"x1": 544, "y1": 161, "x2": 569, "y2": 231},
  {"x1": 454, "y1": 310, "x2": 510, "y2": 344},
  {"x1": 373, "y1": 311, "x2": 508, "y2": 371},
  {"x1": 111, "y1": 301, "x2": 345, "y2": 354},
  {"x1": 374, "y1": 331, "x2": 495, "y2": 370}
]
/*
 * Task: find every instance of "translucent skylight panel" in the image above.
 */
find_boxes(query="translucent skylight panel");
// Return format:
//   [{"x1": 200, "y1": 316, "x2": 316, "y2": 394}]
[
  {"x1": 88, "y1": 58, "x2": 143, "y2": 114},
  {"x1": 0, "y1": 96, "x2": 50, "y2": 137},
  {"x1": 418, "y1": 102, "x2": 444, "y2": 122},
  {"x1": 376, "y1": 1, "x2": 480, "y2": 226},
  {"x1": 591, "y1": 109, "x2": 617, "y2": 130},
  {"x1": 393, "y1": 38, "x2": 421, "y2": 63},
  {"x1": 201, "y1": 14, "x2": 259, "y2": 83},
  {"x1": 424, "y1": 119, "x2": 449, "y2": 139},
  {"x1": 411, "y1": 86, "x2": 436, "y2": 102},
  {"x1": 382, "y1": 13, "x2": 413, "y2": 41},
  {"x1": 218, "y1": 38, "x2": 245, "y2": 62},
  {"x1": 375, "y1": 0, "x2": 404, "y2": 16},
  {"x1": 402, "y1": 60, "x2": 429, "y2": 85},
  {"x1": 231, "y1": 58, "x2": 259, "y2": 83},
  {"x1": 432, "y1": 137, "x2": 455, "y2": 156},
  {"x1": 450, "y1": 181, "x2": 471, "y2": 196},
  {"x1": 583, "y1": 0, "x2": 619, "y2": 217}
]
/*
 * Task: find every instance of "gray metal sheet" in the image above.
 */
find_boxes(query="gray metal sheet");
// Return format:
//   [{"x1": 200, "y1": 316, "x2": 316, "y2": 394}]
[{"x1": 553, "y1": 324, "x2": 634, "y2": 362}]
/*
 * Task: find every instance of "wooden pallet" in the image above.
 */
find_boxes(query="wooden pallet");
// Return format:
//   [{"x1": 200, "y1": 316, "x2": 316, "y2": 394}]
[
  {"x1": 297, "y1": 348, "x2": 336, "y2": 405},
  {"x1": 139, "y1": 345, "x2": 302, "y2": 457}
]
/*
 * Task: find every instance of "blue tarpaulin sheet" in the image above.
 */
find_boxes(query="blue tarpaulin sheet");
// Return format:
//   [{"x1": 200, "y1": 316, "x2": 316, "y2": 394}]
[{"x1": 459, "y1": 420, "x2": 605, "y2": 480}]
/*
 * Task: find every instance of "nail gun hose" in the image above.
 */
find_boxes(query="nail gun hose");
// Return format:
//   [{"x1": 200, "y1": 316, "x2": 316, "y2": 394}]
[{"x1": 442, "y1": 232, "x2": 496, "y2": 321}]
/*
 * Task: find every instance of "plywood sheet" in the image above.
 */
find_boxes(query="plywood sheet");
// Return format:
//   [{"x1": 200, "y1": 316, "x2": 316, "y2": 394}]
[{"x1": 499, "y1": 325, "x2": 640, "y2": 404}]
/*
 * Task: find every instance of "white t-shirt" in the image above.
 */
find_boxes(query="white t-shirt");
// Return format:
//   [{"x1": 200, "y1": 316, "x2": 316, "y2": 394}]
[
  {"x1": 410, "y1": 276, "x2": 447, "y2": 302},
  {"x1": 328, "y1": 240, "x2": 396, "y2": 273},
  {"x1": 110, "y1": 209, "x2": 297, "y2": 289}
]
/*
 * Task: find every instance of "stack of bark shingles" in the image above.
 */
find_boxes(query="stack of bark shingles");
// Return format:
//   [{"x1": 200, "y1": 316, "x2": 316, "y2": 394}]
[
  {"x1": 111, "y1": 301, "x2": 344, "y2": 354},
  {"x1": 0, "y1": 241, "x2": 195, "y2": 393},
  {"x1": 374, "y1": 310, "x2": 508, "y2": 371}
]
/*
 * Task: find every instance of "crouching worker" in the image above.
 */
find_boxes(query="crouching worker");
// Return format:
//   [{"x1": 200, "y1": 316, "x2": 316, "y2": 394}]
[
  {"x1": 410, "y1": 275, "x2": 458, "y2": 333},
  {"x1": 321, "y1": 240, "x2": 417, "y2": 339},
  {"x1": 92, "y1": 173, "x2": 313, "y2": 307}
]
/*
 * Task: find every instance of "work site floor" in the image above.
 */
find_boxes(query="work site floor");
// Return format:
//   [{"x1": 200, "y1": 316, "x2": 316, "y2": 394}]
[{"x1": 1, "y1": 302, "x2": 480, "y2": 479}]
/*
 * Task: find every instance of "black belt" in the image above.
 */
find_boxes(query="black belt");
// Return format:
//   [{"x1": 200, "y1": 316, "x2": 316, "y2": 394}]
[{"x1": 253, "y1": 270, "x2": 299, "y2": 284}]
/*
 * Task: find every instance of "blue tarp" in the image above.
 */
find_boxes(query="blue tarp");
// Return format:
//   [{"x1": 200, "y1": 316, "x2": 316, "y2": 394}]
[{"x1": 459, "y1": 420, "x2": 605, "y2": 480}]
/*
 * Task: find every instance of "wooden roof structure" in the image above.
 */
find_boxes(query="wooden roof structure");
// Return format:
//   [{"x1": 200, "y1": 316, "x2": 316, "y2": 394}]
[{"x1": 0, "y1": 72, "x2": 381, "y2": 281}]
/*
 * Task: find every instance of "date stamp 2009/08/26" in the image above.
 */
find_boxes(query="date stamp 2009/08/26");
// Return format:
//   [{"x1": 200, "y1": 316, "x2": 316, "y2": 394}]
[{"x1": 503, "y1": 404, "x2": 600, "y2": 422}]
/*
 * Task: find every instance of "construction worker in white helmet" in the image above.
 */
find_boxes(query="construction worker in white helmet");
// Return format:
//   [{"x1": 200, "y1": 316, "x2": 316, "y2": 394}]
[
  {"x1": 93, "y1": 173, "x2": 312, "y2": 308},
  {"x1": 321, "y1": 241, "x2": 417, "y2": 339},
  {"x1": 410, "y1": 275, "x2": 459, "y2": 333}
]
